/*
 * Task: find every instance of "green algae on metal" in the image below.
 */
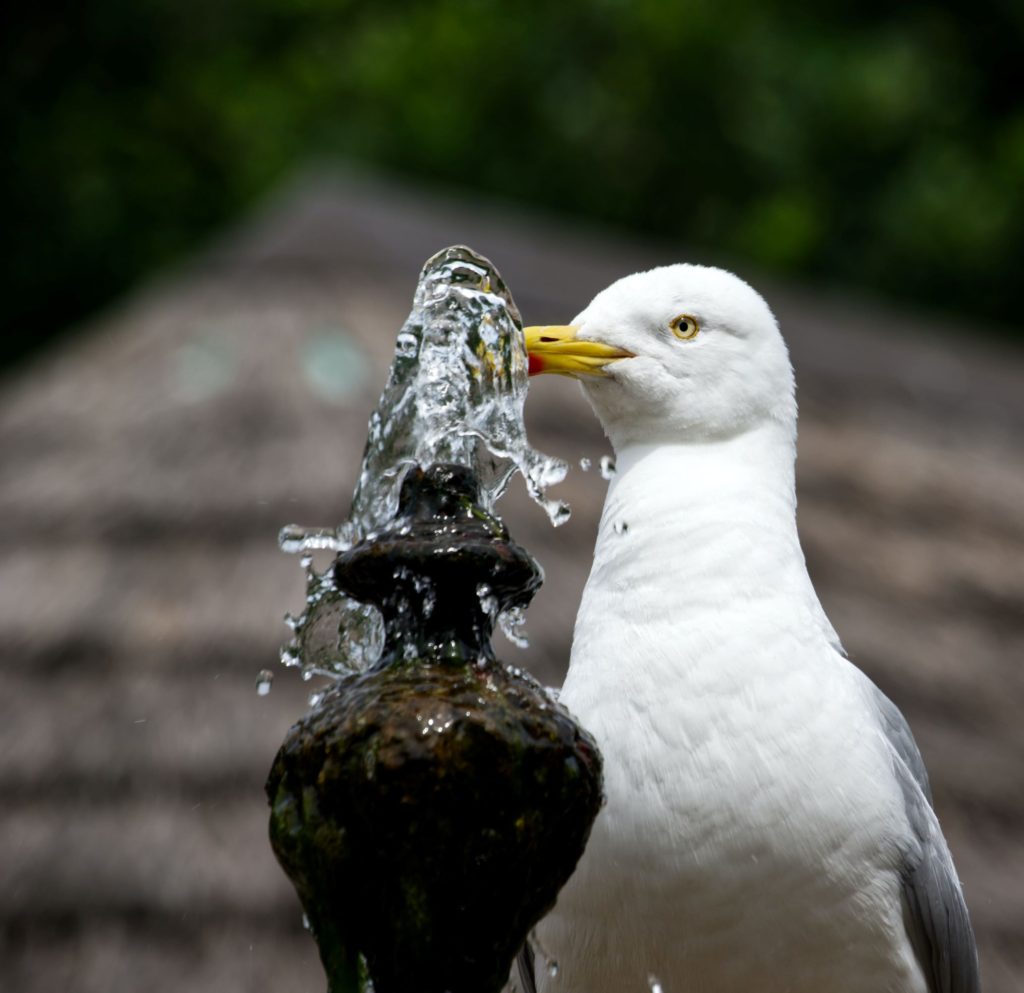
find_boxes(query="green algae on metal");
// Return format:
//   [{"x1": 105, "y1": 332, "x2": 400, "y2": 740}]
[{"x1": 267, "y1": 653, "x2": 602, "y2": 993}]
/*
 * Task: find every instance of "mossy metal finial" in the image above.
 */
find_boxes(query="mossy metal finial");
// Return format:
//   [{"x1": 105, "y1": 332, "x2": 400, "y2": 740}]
[{"x1": 267, "y1": 464, "x2": 603, "y2": 993}]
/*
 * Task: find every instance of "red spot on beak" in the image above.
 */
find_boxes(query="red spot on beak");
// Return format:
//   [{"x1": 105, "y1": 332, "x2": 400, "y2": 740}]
[{"x1": 528, "y1": 354, "x2": 545, "y2": 377}]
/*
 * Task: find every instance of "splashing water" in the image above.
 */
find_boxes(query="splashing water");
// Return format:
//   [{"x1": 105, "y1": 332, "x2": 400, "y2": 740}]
[
  {"x1": 279, "y1": 552, "x2": 385, "y2": 681},
  {"x1": 279, "y1": 247, "x2": 567, "y2": 681},
  {"x1": 351, "y1": 245, "x2": 568, "y2": 538}
]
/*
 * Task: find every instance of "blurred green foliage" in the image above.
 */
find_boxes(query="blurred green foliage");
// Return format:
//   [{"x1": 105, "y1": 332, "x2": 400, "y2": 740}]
[{"x1": 5, "y1": 0, "x2": 1023, "y2": 366}]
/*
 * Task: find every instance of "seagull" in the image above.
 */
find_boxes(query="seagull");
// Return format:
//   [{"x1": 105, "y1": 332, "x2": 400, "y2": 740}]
[{"x1": 520, "y1": 265, "x2": 979, "y2": 993}]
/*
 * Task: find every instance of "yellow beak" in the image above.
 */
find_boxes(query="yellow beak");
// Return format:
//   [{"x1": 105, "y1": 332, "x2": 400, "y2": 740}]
[{"x1": 524, "y1": 325, "x2": 633, "y2": 377}]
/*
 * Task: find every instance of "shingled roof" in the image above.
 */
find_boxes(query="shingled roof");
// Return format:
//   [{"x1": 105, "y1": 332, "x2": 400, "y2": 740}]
[{"x1": 1, "y1": 170, "x2": 1021, "y2": 992}]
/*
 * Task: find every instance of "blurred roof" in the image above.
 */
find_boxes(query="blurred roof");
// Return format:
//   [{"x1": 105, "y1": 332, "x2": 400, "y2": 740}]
[{"x1": 1, "y1": 169, "x2": 1021, "y2": 992}]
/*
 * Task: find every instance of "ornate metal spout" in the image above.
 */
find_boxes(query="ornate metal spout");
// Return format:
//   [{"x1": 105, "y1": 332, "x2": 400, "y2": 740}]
[{"x1": 334, "y1": 463, "x2": 540, "y2": 666}]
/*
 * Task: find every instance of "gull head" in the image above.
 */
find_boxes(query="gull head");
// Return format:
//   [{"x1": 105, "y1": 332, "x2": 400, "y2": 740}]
[{"x1": 526, "y1": 264, "x2": 795, "y2": 449}]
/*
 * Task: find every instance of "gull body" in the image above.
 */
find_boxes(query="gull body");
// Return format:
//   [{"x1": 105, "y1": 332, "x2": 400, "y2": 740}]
[{"x1": 523, "y1": 266, "x2": 978, "y2": 993}]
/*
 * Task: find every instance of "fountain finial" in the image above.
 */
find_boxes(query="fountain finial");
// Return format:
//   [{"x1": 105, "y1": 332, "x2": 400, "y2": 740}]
[{"x1": 267, "y1": 248, "x2": 603, "y2": 993}]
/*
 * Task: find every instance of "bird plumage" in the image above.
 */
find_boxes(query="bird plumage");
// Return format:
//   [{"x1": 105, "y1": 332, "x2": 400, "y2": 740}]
[{"x1": 520, "y1": 265, "x2": 978, "y2": 993}]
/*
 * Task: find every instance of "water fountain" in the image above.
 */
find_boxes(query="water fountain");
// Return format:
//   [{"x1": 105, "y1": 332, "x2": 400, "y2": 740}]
[{"x1": 266, "y1": 247, "x2": 604, "y2": 993}]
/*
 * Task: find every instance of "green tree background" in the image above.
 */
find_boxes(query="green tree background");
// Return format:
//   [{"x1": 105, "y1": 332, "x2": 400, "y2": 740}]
[{"x1": 5, "y1": 0, "x2": 1023, "y2": 368}]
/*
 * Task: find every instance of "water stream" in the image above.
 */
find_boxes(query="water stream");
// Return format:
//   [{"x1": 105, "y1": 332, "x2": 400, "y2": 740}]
[{"x1": 278, "y1": 246, "x2": 568, "y2": 682}]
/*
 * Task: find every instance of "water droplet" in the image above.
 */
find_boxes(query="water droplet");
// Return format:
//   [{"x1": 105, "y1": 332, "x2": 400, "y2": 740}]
[
  {"x1": 278, "y1": 525, "x2": 308, "y2": 554},
  {"x1": 536, "y1": 457, "x2": 569, "y2": 488},
  {"x1": 546, "y1": 499, "x2": 571, "y2": 527},
  {"x1": 255, "y1": 669, "x2": 274, "y2": 695},
  {"x1": 308, "y1": 691, "x2": 325, "y2": 708},
  {"x1": 529, "y1": 930, "x2": 560, "y2": 985},
  {"x1": 498, "y1": 605, "x2": 529, "y2": 649},
  {"x1": 279, "y1": 524, "x2": 345, "y2": 554},
  {"x1": 476, "y1": 583, "x2": 498, "y2": 618},
  {"x1": 395, "y1": 331, "x2": 419, "y2": 358},
  {"x1": 647, "y1": 974, "x2": 664, "y2": 993},
  {"x1": 579, "y1": 456, "x2": 591, "y2": 471},
  {"x1": 409, "y1": 574, "x2": 436, "y2": 618},
  {"x1": 600, "y1": 454, "x2": 617, "y2": 479},
  {"x1": 302, "y1": 912, "x2": 311, "y2": 931}
]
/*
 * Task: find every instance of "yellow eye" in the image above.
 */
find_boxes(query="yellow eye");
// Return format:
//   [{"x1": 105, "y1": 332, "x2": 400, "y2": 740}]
[{"x1": 670, "y1": 314, "x2": 700, "y2": 340}]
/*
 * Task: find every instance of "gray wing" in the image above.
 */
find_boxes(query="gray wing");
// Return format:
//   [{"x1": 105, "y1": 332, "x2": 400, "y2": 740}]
[{"x1": 870, "y1": 684, "x2": 980, "y2": 993}]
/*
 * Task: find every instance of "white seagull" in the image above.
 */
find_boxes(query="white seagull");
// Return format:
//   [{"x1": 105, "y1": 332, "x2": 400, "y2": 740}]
[{"x1": 520, "y1": 265, "x2": 979, "y2": 993}]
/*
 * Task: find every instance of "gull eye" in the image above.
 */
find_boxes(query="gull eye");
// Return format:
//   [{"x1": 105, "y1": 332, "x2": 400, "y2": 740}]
[{"x1": 670, "y1": 314, "x2": 700, "y2": 340}]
